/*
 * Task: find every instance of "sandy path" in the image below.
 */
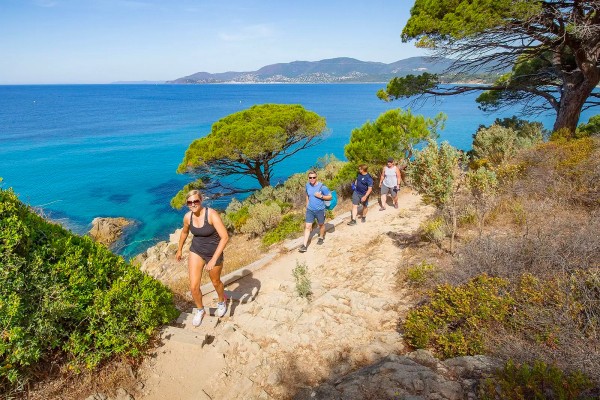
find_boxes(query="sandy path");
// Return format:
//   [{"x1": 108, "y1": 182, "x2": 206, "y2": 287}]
[{"x1": 136, "y1": 189, "x2": 433, "y2": 400}]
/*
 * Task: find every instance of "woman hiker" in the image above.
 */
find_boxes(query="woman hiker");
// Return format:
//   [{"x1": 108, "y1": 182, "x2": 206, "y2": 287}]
[
  {"x1": 379, "y1": 157, "x2": 402, "y2": 210},
  {"x1": 176, "y1": 190, "x2": 229, "y2": 326}
]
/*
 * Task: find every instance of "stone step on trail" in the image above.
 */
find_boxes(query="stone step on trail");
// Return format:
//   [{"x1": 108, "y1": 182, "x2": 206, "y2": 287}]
[
  {"x1": 160, "y1": 325, "x2": 208, "y2": 348},
  {"x1": 177, "y1": 310, "x2": 229, "y2": 329},
  {"x1": 217, "y1": 288, "x2": 259, "y2": 304}
]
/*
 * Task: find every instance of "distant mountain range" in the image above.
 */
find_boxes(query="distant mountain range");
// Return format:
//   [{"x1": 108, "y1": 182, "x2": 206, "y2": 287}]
[{"x1": 168, "y1": 57, "x2": 456, "y2": 84}]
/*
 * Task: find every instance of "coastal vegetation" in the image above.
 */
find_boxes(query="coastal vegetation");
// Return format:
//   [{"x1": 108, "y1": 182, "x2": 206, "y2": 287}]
[
  {"x1": 399, "y1": 130, "x2": 600, "y2": 397},
  {"x1": 0, "y1": 188, "x2": 178, "y2": 396},
  {"x1": 378, "y1": 0, "x2": 600, "y2": 134},
  {"x1": 172, "y1": 104, "x2": 327, "y2": 207},
  {"x1": 339, "y1": 108, "x2": 444, "y2": 183}
]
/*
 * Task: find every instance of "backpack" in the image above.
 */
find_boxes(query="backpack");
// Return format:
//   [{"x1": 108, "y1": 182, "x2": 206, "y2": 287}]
[
  {"x1": 319, "y1": 183, "x2": 337, "y2": 210},
  {"x1": 325, "y1": 190, "x2": 338, "y2": 210}
]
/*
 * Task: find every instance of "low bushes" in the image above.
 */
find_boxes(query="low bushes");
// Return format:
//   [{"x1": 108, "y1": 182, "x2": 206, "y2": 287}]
[
  {"x1": 480, "y1": 360, "x2": 594, "y2": 400},
  {"x1": 0, "y1": 188, "x2": 179, "y2": 392},
  {"x1": 403, "y1": 274, "x2": 512, "y2": 358}
]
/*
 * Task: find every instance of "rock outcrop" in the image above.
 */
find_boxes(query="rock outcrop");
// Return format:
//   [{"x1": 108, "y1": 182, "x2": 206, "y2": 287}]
[
  {"x1": 89, "y1": 217, "x2": 132, "y2": 247},
  {"x1": 133, "y1": 229, "x2": 190, "y2": 285},
  {"x1": 294, "y1": 351, "x2": 500, "y2": 400}
]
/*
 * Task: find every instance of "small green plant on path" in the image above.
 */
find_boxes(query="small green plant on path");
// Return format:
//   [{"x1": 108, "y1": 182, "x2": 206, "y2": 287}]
[{"x1": 292, "y1": 261, "x2": 312, "y2": 300}]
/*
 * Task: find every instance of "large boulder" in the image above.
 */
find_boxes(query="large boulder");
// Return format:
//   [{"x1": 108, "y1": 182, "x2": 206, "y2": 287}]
[{"x1": 89, "y1": 217, "x2": 132, "y2": 247}]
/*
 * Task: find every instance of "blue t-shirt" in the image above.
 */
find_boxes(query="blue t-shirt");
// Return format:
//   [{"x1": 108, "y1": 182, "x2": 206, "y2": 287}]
[
  {"x1": 355, "y1": 173, "x2": 373, "y2": 195},
  {"x1": 306, "y1": 182, "x2": 331, "y2": 211}
]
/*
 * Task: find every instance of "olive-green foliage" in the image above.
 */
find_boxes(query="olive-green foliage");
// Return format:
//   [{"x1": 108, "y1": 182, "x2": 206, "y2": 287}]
[
  {"x1": 467, "y1": 167, "x2": 499, "y2": 234},
  {"x1": 389, "y1": 0, "x2": 599, "y2": 134},
  {"x1": 467, "y1": 167, "x2": 498, "y2": 199},
  {"x1": 472, "y1": 118, "x2": 543, "y2": 166},
  {"x1": 0, "y1": 189, "x2": 179, "y2": 391},
  {"x1": 480, "y1": 360, "x2": 593, "y2": 400},
  {"x1": 292, "y1": 261, "x2": 312, "y2": 300},
  {"x1": 174, "y1": 104, "x2": 327, "y2": 204},
  {"x1": 576, "y1": 115, "x2": 600, "y2": 139},
  {"x1": 472, "y1": 124, "x2": 519, "y2": 166},
  {"x1": 419, "y1": 216, "x2": 446, "y2": 245},
  {"x1": 262, "y1": 214, "x2": 304, "y2": 247},
  {"x1": 344, "y1": 108, "x2": 445, "y2": 176},
  {"x1": 402, "y1": 0, "x2": 536, "y2": 41},
  {"x1": 222, "y1": 198, "x2": 248, "y2": 231},
  {"x1": 408, "y1": 139, "x2": 466, "y2": 209},
  {"x1": 377, "y1": 73, "x2": 439, "y2": 100},
  {"x1": 403, "y1": 275, "x2": 513, "y2": 359},
  {"x1": 239, "y1": 202, "x2": 283, "y2": 237},
  {"x1": 405, "y1": 262, "x2": 437, "y2": 288}
]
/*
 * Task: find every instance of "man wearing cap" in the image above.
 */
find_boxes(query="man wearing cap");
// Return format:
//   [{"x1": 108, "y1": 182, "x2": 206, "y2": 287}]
[{"x1": 379, "y1": 157, "x2": 402, "y2": 210}]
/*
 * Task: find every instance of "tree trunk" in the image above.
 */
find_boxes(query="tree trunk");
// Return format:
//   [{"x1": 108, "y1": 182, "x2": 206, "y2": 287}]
[
  {"x1": 553, "y1": 74, "x2": 599, "y2": 134},
  {"x1": 253, "y1": 162, "x2": 271, "y2": 187}
]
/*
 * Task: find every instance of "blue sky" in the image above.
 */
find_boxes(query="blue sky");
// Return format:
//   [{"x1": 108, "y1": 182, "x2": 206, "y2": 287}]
[{"x1": 0, "y1": 0, "x2": 426, "y2": 84}]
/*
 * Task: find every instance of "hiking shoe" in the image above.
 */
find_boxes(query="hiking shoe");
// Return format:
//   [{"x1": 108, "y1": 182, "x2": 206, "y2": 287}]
[
  {"x1": 379, "y1": 207, "x2": 386, "y2": 211},
  {"x1": 347, "y1": 219, "x2": 357, "y2": 226},
  {"x1": 361, "y1": 217, "x2": 366, "y2": 223},
  {"x1": 394, "y1": 203, "x2": 399, "y2": 209},
  {"x1": 192, "y1": 308, "x2": 205, "y2": 327},
  {"x1": 317, "y1": 237, "x2": 324, "y2": 245},
  {"x1": 298, "y1": 244, "x2": 307, "y2": 253},
  {"x1": 216, "y1": 301, "x2": 227, "y2": 318}
]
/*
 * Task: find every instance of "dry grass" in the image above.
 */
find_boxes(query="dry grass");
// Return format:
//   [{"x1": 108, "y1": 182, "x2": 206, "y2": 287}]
[
  {"x1": 395, "y1": 137, "x2": 600, "y2": 385},
  {"x1": 23, "y1": 358, "x2": 140, "y2": 400}
]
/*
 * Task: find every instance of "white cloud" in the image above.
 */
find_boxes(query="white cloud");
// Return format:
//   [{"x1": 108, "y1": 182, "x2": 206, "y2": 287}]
[{"x1": 219, "y1": 24, "x2": 273, "y2": 42}]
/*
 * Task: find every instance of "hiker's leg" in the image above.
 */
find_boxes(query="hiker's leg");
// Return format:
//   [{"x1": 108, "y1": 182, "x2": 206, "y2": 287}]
[
  {"x1": 188, "y1": 252, "x2": 206, "y2": 308},
  {"x1": 208, "y1": 263, "x2": 225, "y2": 303}
]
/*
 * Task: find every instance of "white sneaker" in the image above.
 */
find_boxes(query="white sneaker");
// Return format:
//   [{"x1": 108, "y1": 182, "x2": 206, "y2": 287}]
[
  {"x1": 192, "y1": 308, "x2": 205, "y2": 326},
  {"x1": 216, "y1": 301, "x2": 227, "y2": 318}
]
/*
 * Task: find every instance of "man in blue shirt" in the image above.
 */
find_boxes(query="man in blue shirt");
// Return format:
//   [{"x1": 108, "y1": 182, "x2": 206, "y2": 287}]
[
  {"x1": 348, "y1": 164, "x2": 373, "y2": 225},
  {"x1": 299, "y1": 171, "x2": 332, "y2": 253}
]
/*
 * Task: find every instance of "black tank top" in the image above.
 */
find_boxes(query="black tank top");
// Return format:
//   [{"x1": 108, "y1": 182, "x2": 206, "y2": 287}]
[{"x1": 189, "y1": 208, "x2": 220, "y2": 257}]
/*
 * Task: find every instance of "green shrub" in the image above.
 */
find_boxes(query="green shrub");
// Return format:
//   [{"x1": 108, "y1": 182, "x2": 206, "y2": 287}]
[
  {"x1": 403, "y1": 275, "x2": 512, "y2": 358},
  {"x1": 240, "y1": 202, "x2": 282, "y2": 237},
  {"x1": 292, "y1": 261, "x2": 312, "y2": 300},
  {"x1": 405, "y1": 261, "x2": 437, "y2": 287},
  {"x1": 223, "y1": 199, "x2": 249, "y2": 230},
  {"x1": 262, "y1": 214, "x2": 304, "y2": 247},
  {"x1": 576, "y1": 115, "x2": 600, "y2": 138},
  {"x1": 419, "y1": 216, "x2": 446, "y2": 245},
  {"x1": 0, "y1": 188, "x2": 179, "y2": 391},
  {"x1": 458, "y1": 206, "x2": 477, "y2": 227},
  {"x1": 480, "y1": 360, "x2": 593, "y2": 400},
  {"x1": 472, "y1": 118, "x2": 544, "y2": 166}
]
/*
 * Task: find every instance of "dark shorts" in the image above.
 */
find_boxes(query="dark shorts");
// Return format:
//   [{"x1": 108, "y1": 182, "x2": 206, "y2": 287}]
[
  {"x1": 190, "y1": 249, "x2": 224, "y2": 265},
  {"x1": 381, "y1": 185, "x2": 398, "y2": 196},
  {"x1": 305, "y1": 208, "x2": 326, "y2": 224},
  {"x1": 352, "y1": 191, "x2": 369, "y2": 206}
]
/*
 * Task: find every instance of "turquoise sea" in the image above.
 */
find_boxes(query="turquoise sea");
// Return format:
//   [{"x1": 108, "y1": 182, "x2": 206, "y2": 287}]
[{"x1": 0, "y1": 84, "x2": 592, "y2": 257}]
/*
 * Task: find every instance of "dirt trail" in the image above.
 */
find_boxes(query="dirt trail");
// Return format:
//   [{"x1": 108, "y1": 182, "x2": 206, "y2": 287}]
[{"x1": 136, "y1": 189, "x2": 434, "y2": 400}]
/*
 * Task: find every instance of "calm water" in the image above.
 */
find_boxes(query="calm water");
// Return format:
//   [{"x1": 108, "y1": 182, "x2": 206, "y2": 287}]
[{"x1": 0, "y1": 84, "x2": 590, "y2": 257}]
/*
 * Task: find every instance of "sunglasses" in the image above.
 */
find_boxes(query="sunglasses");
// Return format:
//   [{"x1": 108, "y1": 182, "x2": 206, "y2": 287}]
[
  {"x1": 308, "y1": 176, "x2": 317, "y2": 179},
  {"x1": 186, "y1": 199, "x2": 201, "y2": 206}
]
